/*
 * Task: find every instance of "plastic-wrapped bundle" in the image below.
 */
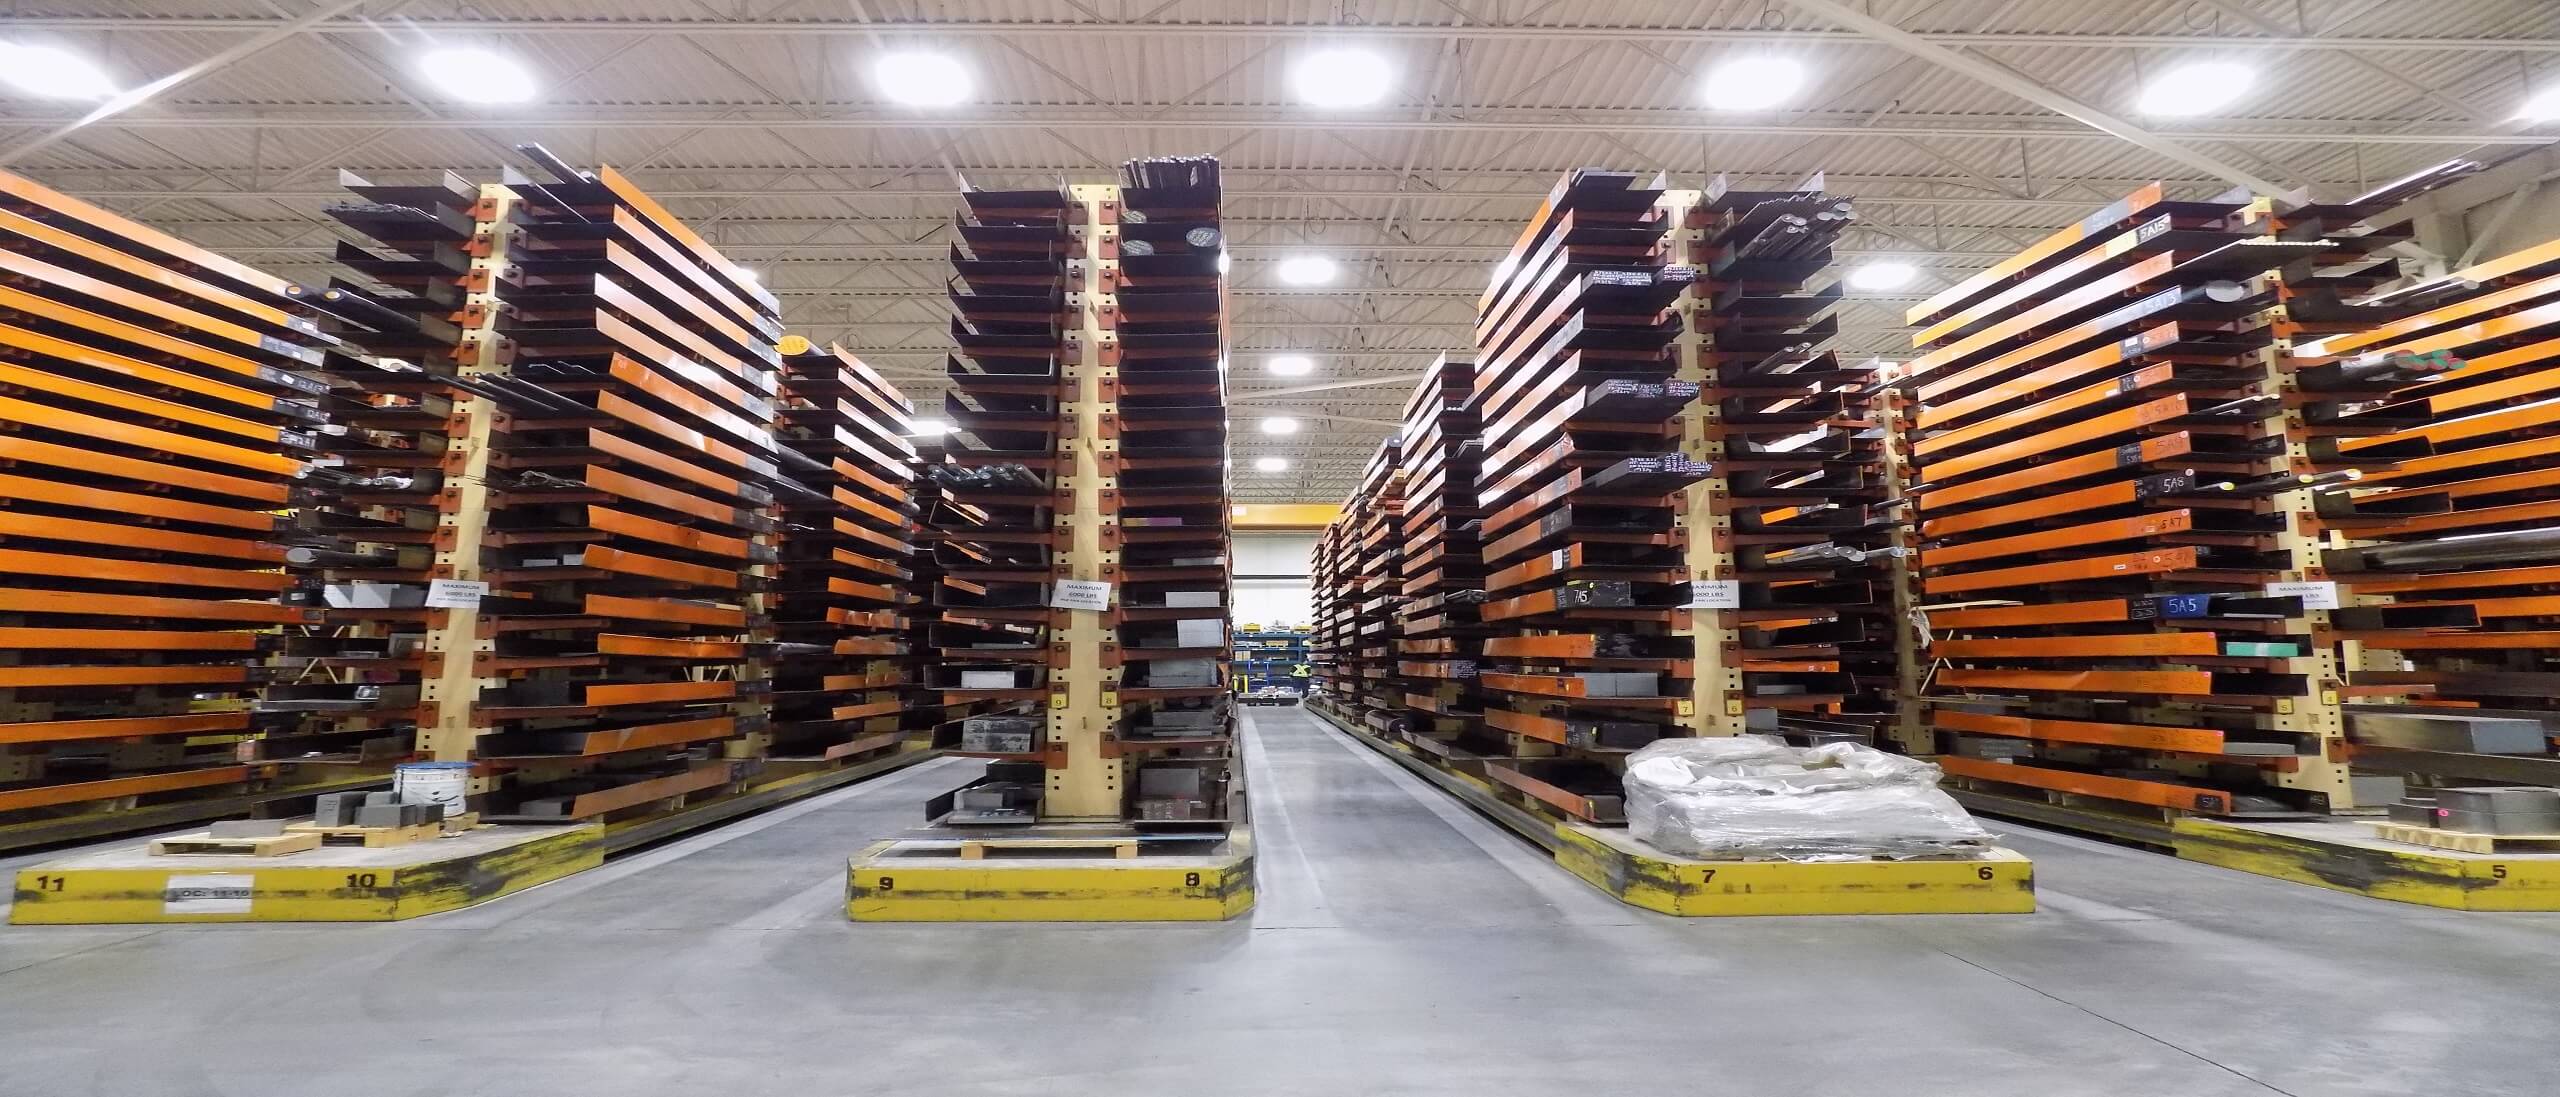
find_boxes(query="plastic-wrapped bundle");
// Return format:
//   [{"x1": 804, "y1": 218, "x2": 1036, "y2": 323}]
[{"x1": 1622, "y1": 736, "x2": 1994, "y2": 861}]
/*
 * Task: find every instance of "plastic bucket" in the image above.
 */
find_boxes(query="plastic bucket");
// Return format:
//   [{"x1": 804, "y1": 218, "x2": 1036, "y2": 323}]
[{"x1": 393, "y1": 761, "x2": 473, "y2": 813}]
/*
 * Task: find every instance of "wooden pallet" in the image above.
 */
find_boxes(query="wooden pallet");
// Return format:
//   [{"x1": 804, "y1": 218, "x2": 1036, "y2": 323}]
[
  {"x1": 2372, "y1": 823, "x2": 2560, "y2": 855},
  {"x1": 958, "y1": 836, "x2": 1139, "y2": 860},
  {"x1": 148, "y1": 831, "x2": 323, "y2": 857},
  {"x1": 284, "y1": 819, "x2": 445, "y2": 848}
]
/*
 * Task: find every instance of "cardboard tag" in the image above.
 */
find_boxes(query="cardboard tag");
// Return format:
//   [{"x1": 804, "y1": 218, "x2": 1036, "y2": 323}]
[
  {"x1": 2264, "y1": 580, "x2": 2340, "y2": 611},
  {"x1": 1685, "y1": 580, "x2": 1740, "y2": 610},
  {"x1": 425, "y1": 579, "x2": 489, "y2": 608},
  {"x1": 1050, "y1": 579, "x2": 1112, "y2": 612}
]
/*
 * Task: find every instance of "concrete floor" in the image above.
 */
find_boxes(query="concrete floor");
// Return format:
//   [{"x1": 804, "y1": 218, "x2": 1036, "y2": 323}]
[{"x1": 4, "y1": 708, "x2": 2559, "y2": 1097}]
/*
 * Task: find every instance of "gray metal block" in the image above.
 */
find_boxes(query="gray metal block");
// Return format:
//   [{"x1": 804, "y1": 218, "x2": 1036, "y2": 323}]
[
  {"x1": 311, "y1": 792, "x2": 367, "y2": 827},
  {"x1": 356, "y1": 803, "x2": 408, "y2": 828},
  {"x1": 2346, "y1": 712, "x2": 2548, "y2": 754},
  {"x1": 2386, "y1": 801, "x2": 2438, "y2": 827},
  {"x1": 1574, "y1": 672, "x2": 1660, "y2": 698},
  {"x1": 207, "y1": 819, "x2": 288, "y2": 839},
  {"x1": 2437, "y1": 787, "x2": 2560, "y2": 815},
  {"x1": 2350, "y1": 774, "x2": 2407, "y2": 804},
  {"x1": 2436, "y1": 806, "x2": 2560, "y2": 835}
]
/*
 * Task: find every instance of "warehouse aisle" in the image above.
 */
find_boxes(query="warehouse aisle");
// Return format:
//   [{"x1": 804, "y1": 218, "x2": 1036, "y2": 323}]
[{"x1": 4, "y1": 711, "x2": 2560, "y2": 1097}]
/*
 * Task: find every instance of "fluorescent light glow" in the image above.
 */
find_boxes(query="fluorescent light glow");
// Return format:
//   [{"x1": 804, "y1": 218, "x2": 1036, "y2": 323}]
[
  {"x1": 1292, "y1": 47, "x2": 1394, "y2": 108},
  {"x1": 2519, "y1": 86, "x2": 2560, "y2": 123},
  {"x1": 873, "y1": 51, "x2": 973, "y2": 107},
  {"x1": 1255, "y1": 457, "x2": 1291, "y2": 472},
  {"x1": 2137, "y1": 60, "x2": 2255, "y2": 116},
  {"x1": 1848, "y1": 261, "x2": 1916, "y2": 291},
  {"x1": 1267, "y1": 355, "x2": 1314, "y2": 377},
  {"x1": 419, "y1": 47, "x2": 538, "y2": 104},
  {"x1": 1260, "y1": 416, "x2": 1301, "y2": 435},
  {"x1": 1216, "y1": 250, "x2": 1232, "y2": 274},
  {"x1": 910, "y1": 418, "x2": 954, "y2": 436},
  {"x1": 737, "y1": 268, "x2": 762, "y2": 284},
  {"x1": 0, "y1": 42, "x2": 116, "y2": 100},
  {"x1": 1275, "y1": 256, "x2": 1338, "y2": 286},
  {"x1": 1702, "y1": 57, "x2": 1805, "y2": 111}
]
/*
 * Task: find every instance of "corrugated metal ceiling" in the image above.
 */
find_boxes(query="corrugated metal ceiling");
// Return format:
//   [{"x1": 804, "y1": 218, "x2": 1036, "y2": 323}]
[{"x1": 1, "y1": 0, "x2": 2555, "y2": 498}]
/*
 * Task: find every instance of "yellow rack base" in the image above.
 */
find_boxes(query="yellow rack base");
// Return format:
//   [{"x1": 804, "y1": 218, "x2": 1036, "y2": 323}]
[
  {"x1": 9, "y1": 745, "x2": 944, "y2": 925},
  {"x1": 11, "y1": 824, "x2": 600, "y2": 924},
  {"x1": 2174, "y1": 817, "x2": 2560, "y2": 911},
  {"x1": 1313, "y1": 703, "x2": 2036, "y2": 916},
  {"x1": 1555, "y1": 824, "x2": 2034, "y2": 915},
  {"x1": 846, "y1": 822, "x2": 1256, "y2": 922}
]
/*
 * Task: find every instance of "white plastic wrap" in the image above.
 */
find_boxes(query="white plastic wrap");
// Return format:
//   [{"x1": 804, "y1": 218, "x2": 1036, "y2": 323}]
[{"x1": 1622, "y1": 735, "x2": 1994, "y2": 862}]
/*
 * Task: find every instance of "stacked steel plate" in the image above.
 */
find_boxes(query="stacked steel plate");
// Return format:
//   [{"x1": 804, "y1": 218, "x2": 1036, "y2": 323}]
[
  {"x1": 1903, "y1": 179, "x2": 2456, "y2": 822},
  {"x1": 1346, "y1": 440, "x2": 1407, "y2": 733},
  {"x1": 1469, "y1": 170, "x2": 1705, "y2": 825},
  {"x1": 1391, "y1": 356, "x2": 1491, "y2": 755},
  {"x1": 1110, "y1": 159, "x2": 1238, "y2": 820},
  {"x1": 926, "y1": 183, "x2": 1069, "y2": 768},
  {"x1": 771, "y1": 339, "x2": 919, "y2": 764},
  {"x1": 425, "y1": 151, "x2": 787, "y2": 819},
  {"x1": 0, "y1": 169, "x2": 333, "y2": 832},
  {"x1": 1685, "y1": 182, "x2": 1895, "y2": 744},
  {"x1": 2296, "y1": 238, "x2": 2560, "y2": 784}
]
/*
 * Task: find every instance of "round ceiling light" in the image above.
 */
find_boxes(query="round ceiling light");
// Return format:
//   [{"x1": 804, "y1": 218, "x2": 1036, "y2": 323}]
[
  {"x1": 419, "y1": 47, "x2": 538, "y2": 104},
  {"x1": 0, "y1": 42, "x2": 116, "y2": 100},
  {"x1": 1848, "y1": 261, "x2": 1917, "y2": 291},
  {"x1": 1702, "y1": 57, "x2": 1806, "y2": 112},
  {"x1": 2137, "y1": 61, "x2": 2255, "y2": 116},
  {"x1": 873, "y1": 51, "x2": 973, "y2": 108},
  {"x1": 1275, "y1": 256, "x2": 1339, "y2": 286},
  {"x1": 1292, "y1": 48, "x2": 1395, "y2": 108}
]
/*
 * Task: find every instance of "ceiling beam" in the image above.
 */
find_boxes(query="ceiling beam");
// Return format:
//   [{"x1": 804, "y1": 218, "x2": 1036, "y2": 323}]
[
  {"x1": 0, "y1": 109, "x2": 2530, "y2": 146},
  {"x1": 49, "y1": 186, "x2": 2190, "y2": 213},
  {"x1": 7, "y1": 16, "x2": 2556, "y2": 52},
  {"x1": 1780, "y1": 0, "x2": 2294, "y2": 194}
]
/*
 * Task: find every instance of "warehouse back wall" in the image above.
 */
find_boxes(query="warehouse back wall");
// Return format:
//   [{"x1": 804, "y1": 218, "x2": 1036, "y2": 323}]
[{"x1": 1235, "y1": 532, "x2": 1318, "y2": 629}]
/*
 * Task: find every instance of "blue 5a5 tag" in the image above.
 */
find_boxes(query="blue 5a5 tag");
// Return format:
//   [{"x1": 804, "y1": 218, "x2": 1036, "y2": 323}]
[{"x1": 2158, "y1": 593, "x2": 2212, "y2": 618}]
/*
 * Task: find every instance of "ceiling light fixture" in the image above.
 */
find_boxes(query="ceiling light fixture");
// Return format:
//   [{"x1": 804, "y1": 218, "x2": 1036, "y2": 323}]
[
  {"x1": 910, "y1": 418, "x2": 954, "y2": 436},
  {"x1": 0, "y1": 42, "x2": 117, "y2": 100},
  {"x1": 1260, "y1": 416, "x2": 1301, "y2": 435},
  {"x1": 1267, "y1": 355, "x2": 1314, "y2": 377},
  {"x1": 1275, "y1": 256, "x2": 1338, "y2": 286},
  {"x1": 1701, "y1": 56, "x2": 1805, "y2": 112},
  {"x1": 2137, "y1": 60, "x2": 2255, "y2": 116},
  {"x1": 1255, "y1": 457, "x2": 1291, "y2": 472},
  {"x1": 1847, "y1": 261, "x2": 1917, "y2": 291},
  {"x1": 1292, "y1": 47, "x2": 1394, "y2": 108},
  {"x1": 873, "y1": 51, "x2": 973, "y2": 108},
  {"x1": 2518, "y1": 85, "x2": 2560, "y2": 123},
  {"x1": 419, "y1": 47, "x2": 538, "y2": 104}
]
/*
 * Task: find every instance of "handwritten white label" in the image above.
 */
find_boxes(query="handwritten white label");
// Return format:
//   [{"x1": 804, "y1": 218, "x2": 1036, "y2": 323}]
[
  {"x1": 1050, "y1": 579, "x2": 1113, "y2": 612},
  {"x1": 424, "y1": 579, "x2": 489, "y2": 608},
  {"x1": 1686, "y1": 580, "x2": 1741, "y2": 610},
  {"x1": 2264, "y1": 581, "x2": 2340, "y2": 611},
  {"x1": 164, "y1": 874, "x2": 255, "y2": 915}
]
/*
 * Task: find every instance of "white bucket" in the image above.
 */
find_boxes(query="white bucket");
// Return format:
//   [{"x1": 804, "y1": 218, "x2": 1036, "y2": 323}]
[{"x1": 393, "y1": 761, "x2": 473, "y2": 813}]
